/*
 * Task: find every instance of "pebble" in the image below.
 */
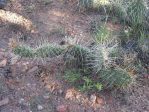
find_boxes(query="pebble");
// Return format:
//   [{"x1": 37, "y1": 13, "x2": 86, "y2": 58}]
[
  {"x1": 37, "y1": 105, "x2": 44, "y2": 111},
  {"x1": 19, "y1": 98, "x2": 25, "y2": 104},
  {"x1": 0, "y1": 59, "x2": 7, "y2": 67},
  {"x1": 43, "y1": 95, "x2": 50, "y2": 100},
  {"x1": 58, "y1": 89, "x2": 63, "y2": 95}
]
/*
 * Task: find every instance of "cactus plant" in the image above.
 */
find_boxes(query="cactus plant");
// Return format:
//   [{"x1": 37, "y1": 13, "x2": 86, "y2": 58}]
[
  {"x1": 99, "y1": 67, "x2": 133, "y2": 89},
  {"x1": 14, "y1": 45, "x2": 34, "y2": 58},
  {"x1": 13, "y1": 43, "x2": 65, "y2": 58},
  {"x1": 34, "y1": 44, "x2": 65, "y2": 58},
  {"x1": 127, "y1": 0, "x2": 146, "y2": 26},
  {"x1": 64, "y1": 45, "x2": 91, "y2": 69},
  {"x1": 86, "y1": 41, "x2": 119, "y2": 73}
]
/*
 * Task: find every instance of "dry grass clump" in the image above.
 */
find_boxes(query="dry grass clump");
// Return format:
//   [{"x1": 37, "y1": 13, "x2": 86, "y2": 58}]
[{"x1": 0, "y1": 10, "x2": 35, "y2": 32}]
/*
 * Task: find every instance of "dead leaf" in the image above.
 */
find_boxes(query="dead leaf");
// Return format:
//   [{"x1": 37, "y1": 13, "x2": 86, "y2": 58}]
[
  {"x1": 65, "y1": 88, "x2": 77, "y2": 100},
  {"x1": 90, "y1": 94, "x2": 104, "y2": 108},
  {"x1": 65, "y1": 88, "x2": 90, "y2": 106},
  {"x1": 45, "y1": 82, "x2": 59, "y2": 92}
]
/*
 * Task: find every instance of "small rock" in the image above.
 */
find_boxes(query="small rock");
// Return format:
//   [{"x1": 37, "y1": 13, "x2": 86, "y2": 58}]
[
  {"x1": 43, "y1": 94, "x2": 50, "y2": 100},
  {"x1": 58, "y1": 89, "x2": 63, "y2": 95},
  {"x1": 37, "y1": 105, "x2": 43, "y2": 111},
  {"x1": 0, "y1": 59, "x2": 7, "y2": 67},
  {"x1": 96, "y1": 97, "x2": 104, "y2": 105},
  {"x1": 0, "y1": 98, "x2": 9, "y2": 107},
  {"x1": 19, "y1": 98, "x2": 25, "y2": 104},
  {"x1": 90, "y1": 94, "x2": 97, "y2": 103},
  {"x1": 22, "y1": 62, "x2": 30, "y2": 72},
  {"x1": 90, "y1": 94, "x2": 104, "y2": 108},
  {"x1": 56, "y1": 105, "x2": 68, "y2": 112}
]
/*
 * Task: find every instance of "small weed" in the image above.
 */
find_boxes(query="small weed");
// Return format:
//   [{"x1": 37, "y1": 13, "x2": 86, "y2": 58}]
[
  {"x1": 64, "y1": 69, "x2": 81, "y2": 83},
  {"x1": 79, "y1": 76, "x2": 103, "y2": 92},
  {"x1": 79, "y1": 76, "x2": 94, "y2": 91},
  {"x1": 64, "y1": 69, "x2": 102, "y2": 92},
  {"x1": 138, "y1": 31, "x2": 149, "y2": 42},
  {"x1": 94, "y1": 25, "x2": 111, "y2": 43},
  {"x1": 14, "y1": 45, "x2": 34, "y2": 58},
  {"x1": 95, "y1": 82, "x2": 103, "y2": 91}
]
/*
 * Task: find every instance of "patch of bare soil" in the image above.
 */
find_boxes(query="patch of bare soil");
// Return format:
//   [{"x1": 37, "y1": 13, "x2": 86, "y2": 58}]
[{"x1": 0, "y1": 0, "x2": 149, "y2": 112}]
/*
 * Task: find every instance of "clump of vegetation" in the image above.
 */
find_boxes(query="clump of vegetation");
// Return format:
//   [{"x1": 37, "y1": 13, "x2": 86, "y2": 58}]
[
  {"x1": 127, "y1": 0, "x2": 147, "y2": 38},
  {"x1": 127, "y1": 0, "x2": 146, "y2": 27},
  {"x1": 13, "y1": 37, "x2": 135, "y2": 90},
  {"x1": 78, "y1": 0, "x2": 111, "y2": 10},
  {"x1": 64, "y1": 69, "x2": 81, "y2": 83},
  {"x1": 78, "y1": 0, "x2": 126, "y2": 20},
  {"x1": 79, "y1": 76, "x2": 103, "y2": 92},
  {"x1": 94, "y1": 25, "x2": 111, "y2": 43},
  {"x1": 78, "y1": 0, "x2": 93, "y2": 10},
  {"x1": 14, "y1": 45, "x2": 34, "y2": 58},
  {"x1": 107, "y1": 3, "x2": 126, "y2": 19},
  {"x1": 13, "y1": 0, "x2": 149, "y2": 92},
  {"x1": 99, "y1": 68, "x2": 133, "y2": 89},
  {"x1": 86, "y1": 41, "x2": 119, "y2": 73},
  {"x1": 64, "y1": 69, "x2": 103, "y2": 92}
]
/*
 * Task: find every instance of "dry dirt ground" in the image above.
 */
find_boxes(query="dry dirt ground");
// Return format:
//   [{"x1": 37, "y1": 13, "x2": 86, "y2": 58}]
[{"x1": 0, "y1": 0, "x2": 149, "y2": 112}]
